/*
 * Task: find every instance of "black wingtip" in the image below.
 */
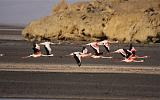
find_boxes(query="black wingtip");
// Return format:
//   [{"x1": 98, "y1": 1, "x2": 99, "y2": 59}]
[
  {"x1": 82, "y1": 46, "x2": 86, "y2": 52},
  {"x1": 78, "y1": 64, "x2": 81, "y2": 67},
  {"x1": 129, "y1": 43, "x2": 133, "y2": 50},
  {"x1": 96, "y1": 52, "x2": 103, "y2": 56}
]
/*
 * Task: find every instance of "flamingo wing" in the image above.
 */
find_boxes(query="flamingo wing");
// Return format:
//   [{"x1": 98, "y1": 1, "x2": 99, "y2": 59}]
[
  {"x1": 73, "y1": 53, "x2": 81, "y2": 67},
  {"x1": 90, "y1": 43, "x2": 100, "y2": 55}
]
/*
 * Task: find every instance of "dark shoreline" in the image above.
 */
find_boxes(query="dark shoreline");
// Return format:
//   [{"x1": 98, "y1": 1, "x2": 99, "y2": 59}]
[{"x1": 0, "y1": 24, "x2": 24, "y2": 29}]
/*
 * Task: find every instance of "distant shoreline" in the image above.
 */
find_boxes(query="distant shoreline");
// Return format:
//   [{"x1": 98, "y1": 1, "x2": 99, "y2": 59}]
[
  {"x1": 0, "y1": 27, "x2": 23, "y2": 40},
  {"x1": 0, "y1": 24, "x2": 24, "y2": 29}
]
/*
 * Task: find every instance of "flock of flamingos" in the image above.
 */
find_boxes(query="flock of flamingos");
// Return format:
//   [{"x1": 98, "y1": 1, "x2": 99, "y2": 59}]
[{"x1": 12, "y1": 40, "x2": 149, "y2": 67}]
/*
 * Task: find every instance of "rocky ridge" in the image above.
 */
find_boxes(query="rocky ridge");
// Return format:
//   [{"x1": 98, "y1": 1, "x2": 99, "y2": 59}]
[{"x1": 22, "y1": 0, "x2": 160, "y2": 43}]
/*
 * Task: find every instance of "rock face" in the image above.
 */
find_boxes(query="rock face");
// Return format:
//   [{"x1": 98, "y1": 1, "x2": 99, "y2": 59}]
[{"x1": 22, "y1": 0, "x2": 160, "y2": 43}]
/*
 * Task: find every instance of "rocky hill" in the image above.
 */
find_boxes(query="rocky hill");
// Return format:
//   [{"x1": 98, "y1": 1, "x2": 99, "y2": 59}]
[{"x1": 22, "y1": 0, "x2": 160, "y2": 43}]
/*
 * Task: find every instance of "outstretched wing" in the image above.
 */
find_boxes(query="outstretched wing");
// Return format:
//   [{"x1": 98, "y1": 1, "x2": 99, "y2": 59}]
[
  {"x1": 40, "y1": 42, "x2": 52, "y2": 55},
  {"x1": 99, "y1": 40, "x2": 110, "y2": 52},
  {"x1": 73, "y1": 53, "x2": 81, "y2": 67},
  {"x1": 104, "y1": 45, "x2": 110, "y2": 52},
  {"x1": 123, "y1": 49, "x2": 132, "y2": 58},
  {"x1": 114, "y1": 49, "x2": 126, "y2": 57},
  {"x1": 90, "y1": 43, "x2": 100, "y2": 55},
  {"x1": 44, "y1": 46, "x2": 51, "y2": 55}
]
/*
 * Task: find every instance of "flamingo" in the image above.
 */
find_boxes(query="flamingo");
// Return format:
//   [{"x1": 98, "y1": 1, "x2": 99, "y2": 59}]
[
  {"x1": 68, "y1": 47, "x2": 92, "y2": 66},
  {"x1": 111, "y1": 49, "x2": 144, "y2": 62},
  {"x1": 129, "y1": 43, "x2": 148, "y2": 59},
  {"x1": 86, "y1": 42, "x2": 112, "y2": 58},
  {"x1": 39, "y1": 41, "x2": 60, "y2": 56},
  {"x1": 121, "y1": 49, "x2": 144, "y2": 62},
  {"x1": 112, "y1": 48, "x2": 132, "y2": 58},
  {"x1": 98, "y1": 40, "x2": 118, "y2": 53},
  {"x1": 69, "y1": 52, "x2": 82, "y2": 67},
  {"x1": 111, "y1": 45, "x2": 145, "y2": 63},
  {"x1": 86, "y1": 42, "x2": 102, "y2": 55},
  {"x1": 22, "y1": 43, "x2": 42, "y2": 58},
  {"x1": 81, "y1": 46, "x2": 92, "y2": 57}
]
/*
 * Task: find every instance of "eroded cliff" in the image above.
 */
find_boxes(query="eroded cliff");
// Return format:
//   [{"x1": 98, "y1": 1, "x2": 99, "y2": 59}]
[{"x1": 22, "y1": 0, "x2": 160, "y2": 43}]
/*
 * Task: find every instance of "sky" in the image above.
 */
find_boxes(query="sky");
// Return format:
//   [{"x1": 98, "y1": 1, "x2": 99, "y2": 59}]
[{"x1": 0, "y1": 0, "x2": 89, "y2": 26}]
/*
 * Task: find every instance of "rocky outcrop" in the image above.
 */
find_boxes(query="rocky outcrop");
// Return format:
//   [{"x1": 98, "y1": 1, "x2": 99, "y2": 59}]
[{"x1": 22, "y1": 0, "x2": 160, "y2": 43}]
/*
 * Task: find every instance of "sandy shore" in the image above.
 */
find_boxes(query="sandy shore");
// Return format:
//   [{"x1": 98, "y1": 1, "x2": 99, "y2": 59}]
[{"x1": 0, "y1": 63, "x2": 160, "y2": 75}]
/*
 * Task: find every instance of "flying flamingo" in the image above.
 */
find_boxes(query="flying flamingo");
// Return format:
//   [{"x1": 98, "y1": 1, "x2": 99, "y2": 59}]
[
  {"x1": 111, "y1": 47, "x2": 144, "y2": 63},
  {"x1": 22, "y1": 43, "x2": 42, "y2": 58},
  {"x1": 86, "y1": 42, "x2": 112, "y2": 58},
  {"x1": 98, "y1": 40, "x2": 118, "y2": 53},
  {"x1": 121, "y1": 47, "x2": 144, "y2": 63},
  {"x1": 81, "y1": 46, "x2": 92, "y2": 57},
  {"x1": 68, "y1": 46, "x2": 92, "y2": 66},
  {"x1": 39, "y1": 41, "x2": 57, "y2": 56},
  {"x1": 86, "y1": 42, "x2": 102, "y2": 55},
  {"x1": 129, "y1": 43, "x2": 148, "y2": 59},
  {"x1": 69, "y1": 52, "x2": 82, "y2": 67}
]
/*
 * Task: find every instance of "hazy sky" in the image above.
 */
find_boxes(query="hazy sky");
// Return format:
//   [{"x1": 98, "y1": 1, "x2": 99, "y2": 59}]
[{"x1": 0, "y1": 0, "x2": 89, "y2": 26}]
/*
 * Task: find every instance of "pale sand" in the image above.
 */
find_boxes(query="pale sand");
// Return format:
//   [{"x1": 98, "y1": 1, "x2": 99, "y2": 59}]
[{"x1": 0, "y1": 63, "x2": 159, "y2": 75}]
